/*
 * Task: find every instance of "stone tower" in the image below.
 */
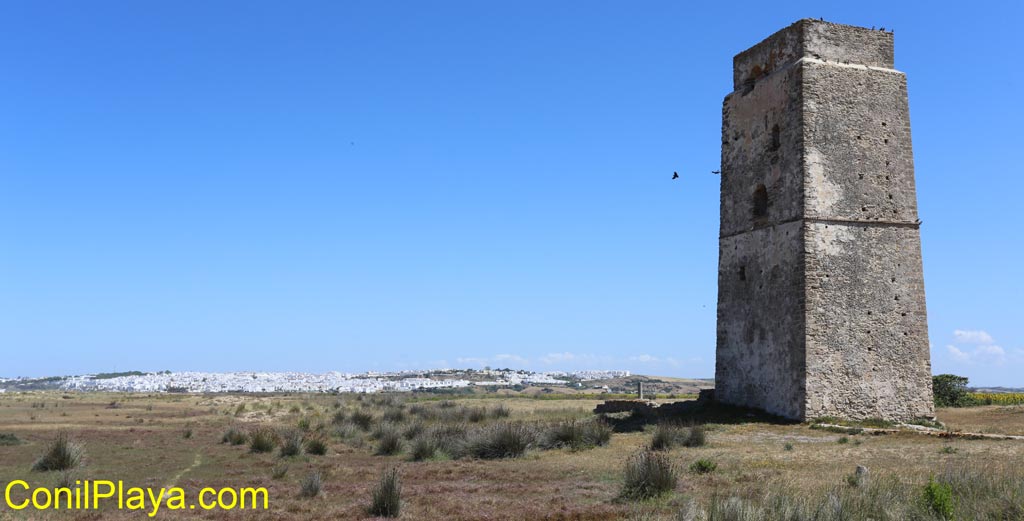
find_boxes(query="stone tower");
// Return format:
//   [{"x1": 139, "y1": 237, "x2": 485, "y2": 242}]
[{"x1": 715, "y1": 20, "x2": 934, "y2": 421}]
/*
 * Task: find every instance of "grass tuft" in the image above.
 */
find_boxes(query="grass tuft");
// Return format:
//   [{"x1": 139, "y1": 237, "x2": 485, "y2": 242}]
[
  {"x1": 271, "y1": 462, "x2": 289, "y2": 479},
  {"x1": 409, "y1": 436, "x2": 438, "y2": 461},
  {"x1": 461, "y1": 422, "x2": 533, "y2": 459},
  {"x1": 375, "y1": 425, "x2": 403, "y2": 456},
  {"x1": 543, "y1": 419, "x2": 613, "y2": 450},
  {"x1": 650, "y1": 423, "x2": 706, "y2": 450},
  {"x1": 299, "y1": 470, "x2": 322, "y2": 498},
  {"x1": 305, "y1": 437, "x2": 328, "y2": 456},
  {"x1": 368, "y1": 466, "x2": 401, "y2": 517},
  {"x1": 350, "y1": 411, "x2": 374, "y2": 431},
  {"x1": 684, "y1": 424, "x2": 707, "y2": 447},
  {"x1": 32, "y1": 431, "x2": 84, "y2": 472},
  {"x1": 620, "y1": 450, "x2": 677, "y2": 500},
  {"x1": 331, "y1": 410, "x2": 346, "y2": 425},
  {"x1": 402, "y1": 421, "x2": 425, "y2": 440},
  {"x1": 248, "y1": 427, "x2": 278, "y2": 453},
  {"x1": 490, "y1": 404, "x2": 512, "y2": 419},
  {"x1": 279, "y1": 430, "x2": 303, "y2": 457},
  {"x1": 221, "y1": 427, "x2": 247, "y2": 445}
]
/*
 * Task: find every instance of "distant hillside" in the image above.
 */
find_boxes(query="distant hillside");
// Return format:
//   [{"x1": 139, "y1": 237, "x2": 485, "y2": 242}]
[
  {"x1": 972, "y1": 386, "x2": 1024, "y2": 393},
  {"x1": 579, "y1": 375, "x2": 714, "y2": 395}
]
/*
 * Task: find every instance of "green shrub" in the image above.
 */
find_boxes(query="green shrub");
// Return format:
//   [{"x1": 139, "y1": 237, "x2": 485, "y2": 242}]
[
  {"x1": 783, "y1": 443, "x2": 794, "y2": 451},
  {"x1": 933, "y1": 374, "x2": 975, "y2": 407},
  {"x1": 0, "y1": 433, "x2": 22, "y2": 446},
  {"x1": 249, "y1": 427, "x2": 278, "y2": 453},
  {"x1": 279, "y1": 430, "x2": 302, "y2": 457},
  {"x1": 939, "y1": 446, "x2": 958, "y2": 454},
  {"x1": 31, "y1": 431, "x2": 84, "y2": 472},
  {"x1": 297, "y1": 417, "x2": 312, "y2": 432},
  {"x1": 838, "y1": 436, "x2": 850, "y2": 444},
  {"x1": 690, "y1": 458, "x2": 717, "y2": 474},
  {"x1": 305, "y1": 437, "x2": 328, "y2": 456},
  {"x1": 299, "y1": 470, "x2": 322, "y2": 498},
  {"x1": 462, "y1": 422, "x2": 533, "y2": 459},
  {"x1": 922, "y1": 477, "x2": 954, "y2": 519},
  {"x1": 182, "y1": 428, "x2": 193, "y2": 439},
  {"x1": 368, "y1": 467, "x2": 401, "y2": 517},
  {"x1": 621, "y1": 450, "x2": 677, "y2": 500}
]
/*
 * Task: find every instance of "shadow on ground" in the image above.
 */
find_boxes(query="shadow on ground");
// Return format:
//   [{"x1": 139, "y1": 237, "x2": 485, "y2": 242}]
[{"x1": 596, "y1": 399, "x2": 797, "y2": 432}]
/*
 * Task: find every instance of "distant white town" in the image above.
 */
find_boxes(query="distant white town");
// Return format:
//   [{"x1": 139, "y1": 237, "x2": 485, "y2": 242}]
[{"x1": 0, "y1": 369, "x2": 631, "y2": 394}]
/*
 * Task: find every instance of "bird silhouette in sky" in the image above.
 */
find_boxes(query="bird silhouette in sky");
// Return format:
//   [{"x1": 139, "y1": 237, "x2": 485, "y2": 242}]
[
  {"x1": 672, "y1": 172, "x2": 679, "y2": 180},
  {"x1": 711, "y1": 170, "x2": 721, "y2": 175}
]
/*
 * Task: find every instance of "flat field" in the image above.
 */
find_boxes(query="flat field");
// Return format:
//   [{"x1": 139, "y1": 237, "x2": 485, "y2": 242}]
[{"x1": 1, "y1": 392, "x2": 1023, "y2": 520}]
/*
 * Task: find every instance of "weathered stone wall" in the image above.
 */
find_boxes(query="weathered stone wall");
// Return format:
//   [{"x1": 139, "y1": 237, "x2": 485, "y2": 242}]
[
  {"x1": 804, "y1": 223, "x2": 933, "y2": 419},
  {"x1": 716, "y1": 221, "x2": 805, "y2": 419},
  {"x1": 716, "y1": 19, "x2": 934, "y2": 421}
]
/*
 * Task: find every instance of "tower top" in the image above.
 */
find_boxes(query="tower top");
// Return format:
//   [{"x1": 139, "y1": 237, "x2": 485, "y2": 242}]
[{"x1": 733, "y1": 19, "x2": 894, "y2": 90}]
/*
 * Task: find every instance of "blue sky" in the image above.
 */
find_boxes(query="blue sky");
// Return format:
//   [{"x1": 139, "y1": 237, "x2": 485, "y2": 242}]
[{"x1": 1, "y1": 1, "x2": 1021, "y2": 386}]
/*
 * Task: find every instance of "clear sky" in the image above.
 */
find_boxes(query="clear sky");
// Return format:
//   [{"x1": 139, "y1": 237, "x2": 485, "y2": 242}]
[{"x1": 2, "y1": 1, "x2": 1021, "y2": 386}]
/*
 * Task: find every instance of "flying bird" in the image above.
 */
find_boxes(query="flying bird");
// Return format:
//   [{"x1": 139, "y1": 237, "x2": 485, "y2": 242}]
[
  {"x1": 711, "y1": 170, "x2": 721, "y2": 175},
  {"x1": 672, "y1": 172, "x2": 679, "y2": 180}
]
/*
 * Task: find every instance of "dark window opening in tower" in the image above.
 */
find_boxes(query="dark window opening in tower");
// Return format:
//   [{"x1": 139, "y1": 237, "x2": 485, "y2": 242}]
[{"x1": 753, "y1": 184, "x2": 768, "y2": 220}]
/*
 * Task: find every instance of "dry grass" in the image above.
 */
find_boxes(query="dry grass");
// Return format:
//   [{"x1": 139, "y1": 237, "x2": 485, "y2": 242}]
[
  {"x1": 937, "y1": 405, "x2": 1024, "y2": 435},
  {"x1": 1, "y1": 393, "x2": 1023, "y2": 519}
]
